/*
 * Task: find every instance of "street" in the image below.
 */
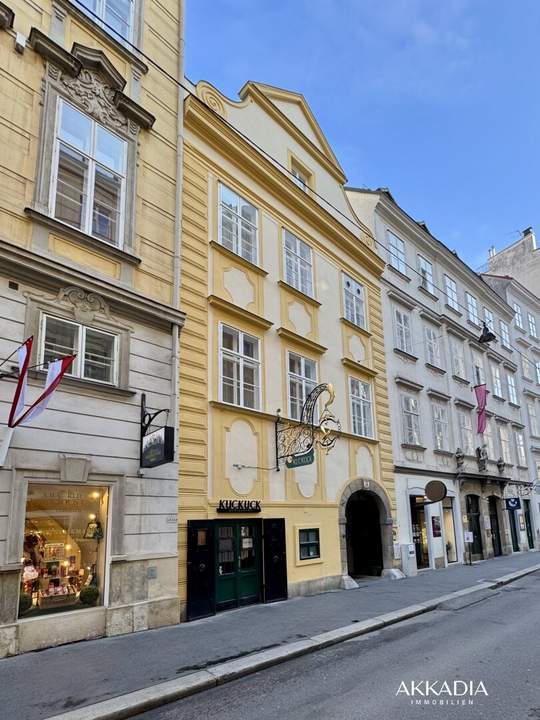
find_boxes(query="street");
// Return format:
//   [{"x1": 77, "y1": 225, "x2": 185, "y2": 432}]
[{"x1": 135, "y1": 570, "x2": 540, "y2": 720}]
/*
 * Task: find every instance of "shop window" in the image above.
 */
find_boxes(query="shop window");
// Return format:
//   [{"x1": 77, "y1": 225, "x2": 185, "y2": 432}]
[
  {"x1": 299, "y1": 528, "x2": 320, "y2": 560},
  {"x1": 19, "y1": 483, "x2": 109, "y2": 618}
]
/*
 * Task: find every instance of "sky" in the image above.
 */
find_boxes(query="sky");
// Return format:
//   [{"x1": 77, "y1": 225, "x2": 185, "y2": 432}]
[{"x1": 185, "y1": 1, "x2": 540, "y2": 269}]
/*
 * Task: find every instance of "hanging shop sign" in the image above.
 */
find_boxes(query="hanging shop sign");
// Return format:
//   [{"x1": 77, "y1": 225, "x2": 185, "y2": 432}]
[
  {"x1": 286, "y1": 448, "x2": 314, "y2": 469},
  {"x1": 140, "y1": 393, "x2": 174, "y2": 468},
  {"x1": 505, "y1": 497, "x2": 521, "y2": 511},
  {"x1": 217, "y1": 499, "x2": 262, "y2": 513}
]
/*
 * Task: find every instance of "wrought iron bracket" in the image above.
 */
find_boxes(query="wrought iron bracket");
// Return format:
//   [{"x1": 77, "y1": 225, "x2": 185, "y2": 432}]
[{"x1": 141, "y1": 392, "x2": 169, "y2": 436}]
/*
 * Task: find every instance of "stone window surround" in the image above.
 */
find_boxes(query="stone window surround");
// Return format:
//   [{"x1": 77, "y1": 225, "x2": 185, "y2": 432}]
[{"x1": 27, "y1": 33, "x2": 155, "y2": 259}]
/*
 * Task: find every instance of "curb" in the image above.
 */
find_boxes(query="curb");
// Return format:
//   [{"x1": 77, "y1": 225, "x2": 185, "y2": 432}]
[{"x1": 47, "y1": 562, "x2": 540, "y2": 720}]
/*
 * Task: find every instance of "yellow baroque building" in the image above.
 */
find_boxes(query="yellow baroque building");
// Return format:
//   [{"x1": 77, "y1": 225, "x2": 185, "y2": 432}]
[{"x1": 179, "y1": 80, "x2": 399, "y2": 620}]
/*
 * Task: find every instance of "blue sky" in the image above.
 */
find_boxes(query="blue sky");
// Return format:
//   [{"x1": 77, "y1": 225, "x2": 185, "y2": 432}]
[{"x1": 185, "y1": 1, "x2": 540, "y2": 269}]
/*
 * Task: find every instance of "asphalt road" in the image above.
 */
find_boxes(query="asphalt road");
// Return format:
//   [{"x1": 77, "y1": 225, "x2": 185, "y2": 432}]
[{"x1": 135, "y1": 571, "x2": 540, "y2": 720}]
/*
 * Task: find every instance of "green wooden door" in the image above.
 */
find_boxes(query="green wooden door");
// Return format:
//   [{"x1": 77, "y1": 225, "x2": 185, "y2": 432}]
[{"x1": 215, "y1": 521, "x2": 261, "y2": 611}]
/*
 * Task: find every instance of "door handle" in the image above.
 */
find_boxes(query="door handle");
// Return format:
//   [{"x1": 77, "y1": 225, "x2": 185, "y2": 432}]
[{"x1": 198, "y1": 563, "x2": 206, "y2": 572}]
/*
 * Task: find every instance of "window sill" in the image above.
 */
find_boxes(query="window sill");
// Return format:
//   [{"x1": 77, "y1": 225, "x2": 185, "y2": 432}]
[
  {"x1": 29, "y1": 370, "x2": 135, "y2": 397},
  {"x1": 394, "y1": 348, "x2": 418, "y2": 362},
  {"x1": 517, "y1": 465, "x2": 528, "y2": 470},
  {"x1": 340, "y1": 316, "x2": 372, "y2": 338},
  {"x1": 418, "y1": 285, "x2": 439, "y2": 302},
  {"x1": 492, "y1": 394, "x2": 506, "y2": 403},
  {"x1": 209, "y1": 240, "x2": 268, "y2": 277},
  {"x1": 387, "y1": 264, "x2": 411, "y2": 282},
  {"x1": 25, "y1": 208, "x2": 141, "y2": 267},
  {"x1": 278, "y1": 280, "x2": 321, "y2": 307},
  {"x1": 444, "y1": 303, "x2": 462, "y2": 317},
  {"x1": 501, "y1": 344, "x2": 513, "y2": 353},
  {"x1": 508, "y1": 401, "x2": 521, "y2": 409},
  {"x1": 425, "y1": 362, "x2": 446, "y2": 375},
  {"x1": 433, "y1": 449, "x2": 454, "y2": 457},
  {"x1": 467, "y1": 318, "x2": 482, "y2": 330},
  {"x1": 401, "y1": 443, "x2": 426, "y2": 451},
  {"x1": 452, "y1": 374, "x2": 470, "y2": 386}
]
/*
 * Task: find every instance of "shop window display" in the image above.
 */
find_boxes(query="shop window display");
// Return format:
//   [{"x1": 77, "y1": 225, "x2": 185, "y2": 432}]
[{"x1": 19, "y1": 483, "x2": 108, "y2": 617}]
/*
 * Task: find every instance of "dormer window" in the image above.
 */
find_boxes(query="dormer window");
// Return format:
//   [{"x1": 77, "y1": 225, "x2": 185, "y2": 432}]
[{"x1": 290, "y1": 158, "x2": 312, "y2": 192}]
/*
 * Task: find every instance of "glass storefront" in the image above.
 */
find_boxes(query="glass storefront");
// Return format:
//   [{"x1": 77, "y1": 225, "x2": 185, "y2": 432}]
[{"x1": 19, "y1": 483, "x2": 109, "y2": 618}]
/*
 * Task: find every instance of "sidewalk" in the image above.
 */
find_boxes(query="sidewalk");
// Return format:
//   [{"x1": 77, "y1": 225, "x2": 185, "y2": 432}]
[{"x1": 3, "y1": 552, "x2": 539, "y2": 720}]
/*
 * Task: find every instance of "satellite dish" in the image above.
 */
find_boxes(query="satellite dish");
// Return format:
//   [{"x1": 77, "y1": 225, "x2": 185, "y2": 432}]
[{"x1": 425, "y1": 480, "x2": 447, "y2": 503}]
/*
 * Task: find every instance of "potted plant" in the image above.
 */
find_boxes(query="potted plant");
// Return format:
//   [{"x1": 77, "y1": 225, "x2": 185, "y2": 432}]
[{"x1": 79, "y1": 586, "x2": 100, "y2": 607}]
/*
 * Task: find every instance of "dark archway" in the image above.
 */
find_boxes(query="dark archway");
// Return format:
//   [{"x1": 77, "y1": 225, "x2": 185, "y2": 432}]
[
  {"x1": 487, "y1": 496, "x2": 502, "y2": 557},
  {"x1": 345, "y1": 490, "x2": 383, "y2": 577}
]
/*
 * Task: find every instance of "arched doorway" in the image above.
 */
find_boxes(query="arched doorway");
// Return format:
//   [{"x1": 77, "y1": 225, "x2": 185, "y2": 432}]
[
  {"x1": 488, "y1": 496, "x2": 502, "y2": 557},
  {"x1": 345, "y1": 490, "x2": 383, "y2": 577}
]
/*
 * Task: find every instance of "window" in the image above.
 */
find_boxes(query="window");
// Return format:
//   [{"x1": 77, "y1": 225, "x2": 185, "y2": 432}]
[
  {"x1": 491, "y1": 364, "x2": 503, "y2": 398},
  {"x1": 432, "y1": 401, "x2": 449, "y2": 451},
  {"x1": 40, "y1": 314, "x2": 117, "y2": 384},
  {"x1": 299, "y1": 529, "x2": 320, "y2": 560},
  {"x1": 466, "y1": 293, "x2": 479, "y2": 325},
  {"x1": 350, "y1": 378, "x2": 374, "y2": 438},
  {"x1": 472, "y1": 352, "x2": 485, "y2": 385},
  {"x1": 20, "y1": 483, "x2": 108, "y2": 619},
  {"x1": 288, "y1": 352, "x2": 317, "y2": 420},
  {"x1": 52, "y1": 100, "x2": 126, "y2": 247},
  {"x1": 527, "y1": 401, "x2": 539, "y2": 437},
  {"x1": 451, "y1": 338, "x2": 466, "y2": 378},
  {"x1": 388, "y1": 231, "x2": 406, "y2": 274},
  {"x1": 418, "y1": 255, "x2": 435, "y2": 294},
  {"x1": 513, "y1": 302, "x2": 524, "y2": 329},
  {"x1": 444, "y1": 275, "x2": 459, "y2": 311},
  {"x1": 343, "y1": 274, "x2": 366, "y2": 329},
  {"x1": 484, "y1": 308, "x2": 494, "y2": 329},
  {"x1": 515, "y1": 431, "x2": 527, "y2": 466},
  {"x1": 394, "y1": 307, "x2": 413, "y2": 354},
  {"x1": 424, "y1": 326, "x2": 441, "y2": 367},
  {"x1": 401, "y1": 394, "x2": 421, "y2": 445},
  {"x1": 528, "y1": 313, "x2": 537, "y2": 338},
  {"x1": 219, "y1": 184, "x2": 258, "y2": 264},
  {"x1": 483, "y1": 418, "x2": 495, "y2": 459},
  {"x1": 499, "y1": 424, "x2": 512, "y2": 464},
  {"x1": 80, "y1": 0, "x2": 134, "y2": 42},
  {"x1": 536, "y1": 360, "x2": 540, "y2": 384},
  {"x1": 458, "y1": 409, "x2": 474, "y2": 456},
  {"x1": 291, "y1": 160, "x2": 311, "y2": 192},
  {"x1": 506, "y1": 373, "x2": 517, "y2": 404},
  {"x1": 220, "y1": 325, "x2": 260, "y2": 409},
  {"x1": 500, "y1": 321, "x2": 511, "y2": 348},
  {"x1": 522, "y1": 354, "x2": 532, "y2": 379},
  {"x1": 283, "y1": 230, "x2": 313, "y2": 297}
]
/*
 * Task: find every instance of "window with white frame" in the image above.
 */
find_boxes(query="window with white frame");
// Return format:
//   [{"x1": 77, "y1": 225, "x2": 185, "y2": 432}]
[
  {"x1": 290, "y1": 160, "x2": 311, "y2": 192},
  {"x1": 288, "y1": 352, "x2": 317, "y2": 420},
  {"x1": 528, "y1": 400, "x2": 539, "y2": 437},
  {"x1": 483, "y1": 418, "x2": 495, "y2": 459},
  {"x1": 500, "y1": 320, "x2": 511, "y2": 348},
  {"x1": 418, "y1": 255, "x2": 435, "y2": 294},
  {"x1": 535, "y1": 359, "x2": 540, "y2": 384},
  {"x1": 220, "y1": 324, "x2": 260, "y2": 409},
  {"x1": 484, "y1": 308, "x2": 494, "y2": 329},
  {"x1": 219, "y1": 184, "x2": 258, "y2": 264},
  {"x1": 388, "y1": 231, "x2": 406, "y2": 274},
  {"x1": 466, "y1": 293, "x2": 480, "y2": 325},
  {"x1": 431, "y1": 400, "x2": 449, "y2": 451},
  {"x1": 40, "y1": 314, "x2": 117, "y2": 384},
  {"x1": 394, "y1": 307, "x2": 413, "y2": 354},
  {"x1": 513, "y1": 302, "x2": 524, "y2": 329},
  {"x1": 451, "y1": 337, "x2": 466, "y2": 378},
  {"x1": 522, "y1": 353, "x2": 532, "y2": 379},
  {"x1": 528, "y1": 312, "x2": 537, "y2": 338},
  {"x1": 444, "y1": 275, "x2": 459, "y2": 311},
  {"x1": 53, "y1": 100, "x2": 126, "y2": 247},
  {"x1": 458, "y1": 408, "x2": 474, "y2": 456},
  {"x1": 343, "y1": 274, "x2": 366, "y2": 329},
  {"x1": 349, "y1": 378, "x2": 374, "y2": 438},
  {"x1": 472, "y1": 352, "x2": 485, "y2": 385},
  {"x1": 401, "y1": 394, "x2": 421, "y2": 445},
  {"x1": 283, "y1": 230, "x2": 313, "y2": 297},
  {"x1": 498, "y1": 423, "x2": 512, "y2": 464},
  {"x1": 424, "y1": 325, "x2": 441, "y2": 367},
  {"x1": 507, "y1": 373, "x2": 518, "y2": 404},
  {"x1": 80, "y1": 0, "x2": 134, "y2": 43},
  {"x1": 491, "y1": 364, "x2": 503, "y2": 398},
  {"x1": 515, "y1": 431, "x2": 527, "y2": 466}
]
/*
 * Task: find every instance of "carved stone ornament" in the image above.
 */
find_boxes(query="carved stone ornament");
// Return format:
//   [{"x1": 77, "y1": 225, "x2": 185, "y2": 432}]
[{"x1": 56, "y1": 286, "x2": 111, "y2": 323}]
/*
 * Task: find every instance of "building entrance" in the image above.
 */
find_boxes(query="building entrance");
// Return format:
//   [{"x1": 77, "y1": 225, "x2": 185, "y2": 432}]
[{"x1": 345, "y1": 491, "x2": 383, "y2": 577}]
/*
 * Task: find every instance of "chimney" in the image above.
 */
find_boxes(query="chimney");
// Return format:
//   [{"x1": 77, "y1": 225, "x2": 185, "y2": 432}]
[
  {"x1": 522, "y1": 226, "x2": 536, "y2": 249},
  {"x1": 488, "y1": 245, "x2": 496, "y2": 259}
]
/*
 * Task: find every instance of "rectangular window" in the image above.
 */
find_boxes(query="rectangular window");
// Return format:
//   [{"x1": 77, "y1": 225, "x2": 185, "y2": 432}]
[
  {"x1": 466, "y1": 293, "x2": 479, "y2": 325},
  {"x1": 350, "y1": 378, "x2": 374, "y2": 438},
  {"x1": 491, "y1": 364, "x2": 503, "y2": 398},
  {"x1": 472, "y1": 352, "x2": 485, "y2": 385},
  {"x1": 536, "y1": 360, "x2": 540, "y2": 384},
  {"x1": 528, "y1": 401, "x2": 539, "y2": 437},
  {"x1": 299, "y1": 528, "x2": 320, "y2": 560},
  {"x1": 483, "y1": 418, "x2": 495, "y2": 459},
  {"x1": 219, "y1": 184, "x2": 258, "y2": 264},
  {"x1": 388, "y1": 231, "x2": 406, "y2": 274},
  {"x1": 394, "y1": 307, "x2": 413, "y2": 354},
  {"x1": 291, "y1": 161, "x2": 311, "y2": 192},
  {"x1": 432, "y1": 401, "x2": 449, "y2": 451},
  {"x1": 499, "y1": 424, "x2": 512, "y2": 464},
  {"x1": 343, "y1": 274, "x2": 366, "y2": 329},
  {"x1": 19, "y1": 483, "x2": 108, "y2": 618},
  {"x1": 444, "y1": 275, "x2": 459, "y2": 311},
  {"x1": 53, "y1": 100, "x2": 126, "y2": 247},
  {"x1": 513, "y1": 302, "x2": 524, "y2": 329},
  {"x1": 424, "y1": 326, "x2": 441, "y2": 368},
  {"x1": 418, "y1": 255, "x2": 435, "y2": 294},
  {"x1": 288, "y1": 352, "x2": 317, "y2": 420},
  {"x1": 507, "y1": 373, "x2": 518, "y2": 405},
  {"x1": 458, "y1": 409, "x2": 474, "y2": 456},
  {"x1": 515, "y1": 431, "x2": 527, "y2": 466},
  {"x1": 284, "y1": 230, "x2": 313, "y2": 297},
  {"x1": 220, "y1": 324, "x2": 260, "y2": 409},
  {"x1": 40, "y1": 314, "x2": 117, "y2": 384},
  {"x1": 80, "y1": 0, "x2": 134, "y2": 42},
  {"x1": 522, "y1": 353, "x2": 532, "y2": 379},
  {"x1": 484, "y1": 308, "x2": 494, "y2": 329},
  {"x1": 500, "y1": 321, "x2": 511, "y2": 348},
  {"x1": 528, "y1": 313, "x2": 537, "y2": 338},
  {"x1": 401, "y1": 394, "x2": 421, "y2": 445},
  {"x1": 451, "y1": 338, "x2": 466, "y2": 378}
]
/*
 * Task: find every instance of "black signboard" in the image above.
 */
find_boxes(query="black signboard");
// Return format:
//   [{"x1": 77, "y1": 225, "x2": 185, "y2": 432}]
[
  {"x1": 141, "y1": 426, "x2": 175, "y2": 468},
  {"x1": 217, "y1": 499, "x2": 261, "y2": 513},
  {"x1": 506, "y1": 497, "x2": 521, "y2": 511}
]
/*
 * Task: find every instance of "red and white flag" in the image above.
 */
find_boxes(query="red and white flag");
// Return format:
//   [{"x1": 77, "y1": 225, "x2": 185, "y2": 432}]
[
  {"x1": 474, "y1": 384, "x2": 488, "y2": 434},
  {"x1": 8, "y1": 337, "x2": 33, "y2": 428}
]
